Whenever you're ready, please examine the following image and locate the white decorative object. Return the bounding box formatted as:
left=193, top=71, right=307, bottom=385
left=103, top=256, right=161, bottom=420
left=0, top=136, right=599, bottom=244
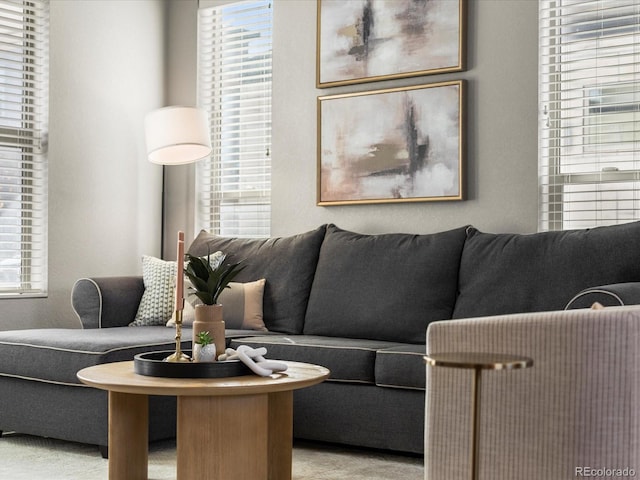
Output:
left=219, top=345, right=288, bottom=376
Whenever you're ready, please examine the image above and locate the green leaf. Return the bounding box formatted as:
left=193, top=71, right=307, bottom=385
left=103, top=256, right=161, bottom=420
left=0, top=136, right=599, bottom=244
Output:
left=195, top=330, right=213, bottom=346
left=193, top=291, right=214, bottom=305
left=183, top=252, right=245, bottom=305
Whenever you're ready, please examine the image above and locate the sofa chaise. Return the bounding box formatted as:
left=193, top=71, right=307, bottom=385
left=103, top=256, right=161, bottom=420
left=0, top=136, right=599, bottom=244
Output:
left=0, top=221, right=639, bottom=457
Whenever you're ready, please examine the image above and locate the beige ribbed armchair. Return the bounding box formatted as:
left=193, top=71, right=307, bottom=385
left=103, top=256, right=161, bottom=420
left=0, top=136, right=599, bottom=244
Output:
left=425, top=306, right=640, bottom=480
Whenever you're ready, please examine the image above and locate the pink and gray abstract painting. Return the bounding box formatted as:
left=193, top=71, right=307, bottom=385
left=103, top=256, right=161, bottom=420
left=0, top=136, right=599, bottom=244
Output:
left=319, top=82, right=462, bottom=204
left=319, top=0, right=461, bottom=85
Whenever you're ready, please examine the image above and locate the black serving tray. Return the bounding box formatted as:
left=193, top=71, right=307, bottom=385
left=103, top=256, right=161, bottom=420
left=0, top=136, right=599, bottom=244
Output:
left=133, top=351, right=253, bottom=378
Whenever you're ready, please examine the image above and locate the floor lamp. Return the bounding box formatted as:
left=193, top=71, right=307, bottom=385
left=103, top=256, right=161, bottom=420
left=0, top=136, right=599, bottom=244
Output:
left=144, top=106, right=212, bottom=257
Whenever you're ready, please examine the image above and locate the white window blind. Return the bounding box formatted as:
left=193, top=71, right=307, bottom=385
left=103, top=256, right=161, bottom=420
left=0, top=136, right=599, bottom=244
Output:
left=539, top=0, right=640, bottom=231
left=0, top=0, right=48, bottom=296
left=197, top=0, right=272, bottom=238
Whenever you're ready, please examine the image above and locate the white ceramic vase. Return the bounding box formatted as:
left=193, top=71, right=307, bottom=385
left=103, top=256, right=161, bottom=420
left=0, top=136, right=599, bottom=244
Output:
left=193, top=343, right=216, bottom=362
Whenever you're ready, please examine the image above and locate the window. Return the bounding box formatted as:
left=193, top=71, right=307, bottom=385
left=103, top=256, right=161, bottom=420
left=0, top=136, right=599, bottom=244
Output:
left=0, top=0, right=48, bottom=296
left=197, top=0, right=272, bottom=238
left=539, top=0, right=640, bottom=231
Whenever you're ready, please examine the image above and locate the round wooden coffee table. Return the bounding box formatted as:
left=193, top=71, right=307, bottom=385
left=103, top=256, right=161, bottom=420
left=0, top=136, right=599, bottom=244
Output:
left=77, top=360, right=329, bottom=480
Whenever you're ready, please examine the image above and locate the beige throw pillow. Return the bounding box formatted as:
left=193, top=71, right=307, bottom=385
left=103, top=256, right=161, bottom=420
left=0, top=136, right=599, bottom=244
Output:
left=167, top=278, right=267, bottom=331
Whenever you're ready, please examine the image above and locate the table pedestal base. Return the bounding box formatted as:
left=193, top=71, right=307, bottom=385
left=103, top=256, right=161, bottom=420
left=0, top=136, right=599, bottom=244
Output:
left=108, top=392, right=148, bottom=480
left=108, top=390, right=294, bottom=480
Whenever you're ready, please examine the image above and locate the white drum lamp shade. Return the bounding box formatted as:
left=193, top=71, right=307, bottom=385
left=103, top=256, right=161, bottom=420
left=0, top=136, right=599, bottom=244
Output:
left=144, top=106, right=212, bottom=165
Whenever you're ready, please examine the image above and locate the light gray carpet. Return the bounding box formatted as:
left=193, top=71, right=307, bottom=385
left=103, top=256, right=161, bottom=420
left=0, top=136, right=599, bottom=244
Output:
left=0, top=433, right=424, bottom=479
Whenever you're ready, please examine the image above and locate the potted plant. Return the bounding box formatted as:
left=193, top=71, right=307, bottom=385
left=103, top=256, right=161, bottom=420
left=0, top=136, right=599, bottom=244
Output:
left=184, top=252, right=244, bottom=360
left=193, top=331, right=217, bottom=362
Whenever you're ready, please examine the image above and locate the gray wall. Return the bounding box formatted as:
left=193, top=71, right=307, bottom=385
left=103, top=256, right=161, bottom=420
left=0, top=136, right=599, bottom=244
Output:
left=0, top=0, right=166, bottom=330
left=270, top=0, right=539, bottom=236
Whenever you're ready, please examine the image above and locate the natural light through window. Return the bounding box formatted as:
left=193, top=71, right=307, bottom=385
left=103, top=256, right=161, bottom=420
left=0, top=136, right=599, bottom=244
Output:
left=539, top=0, right=640, bottom=231
left=0, top=0, right=48, bottom=295
left=197, top=0, right=272, bottom=238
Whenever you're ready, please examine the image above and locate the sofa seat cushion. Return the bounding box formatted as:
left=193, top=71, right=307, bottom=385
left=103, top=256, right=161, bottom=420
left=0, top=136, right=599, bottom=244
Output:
left=188, top=226, right=327, bottom=335
left=230, top=335, right=405, bottom=384
left=375, top=344, right=426, bottom=390
left=453, top=221, right=640, bottom=319
left=303, top=224, right=468, bottom=344
left=0, top=327, right=273, bottom=386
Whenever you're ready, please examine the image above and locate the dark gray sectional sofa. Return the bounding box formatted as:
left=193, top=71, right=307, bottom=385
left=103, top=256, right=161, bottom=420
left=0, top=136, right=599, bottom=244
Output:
left=1, top=221, right=640, bottom=457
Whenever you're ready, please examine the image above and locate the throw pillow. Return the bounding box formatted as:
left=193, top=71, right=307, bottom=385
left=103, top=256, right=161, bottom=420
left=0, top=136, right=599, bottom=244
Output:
left=130, top=255, right=177, bottom=326
left=167, top=279, right=268, bottom=331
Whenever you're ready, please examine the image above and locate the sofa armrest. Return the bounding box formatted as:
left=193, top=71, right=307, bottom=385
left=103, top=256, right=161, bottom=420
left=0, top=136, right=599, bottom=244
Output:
left=71, top=277, right=144, bottom=329
left=425, top=306, right=640, bottom=480
left=565, top=282, right=640, bottom=309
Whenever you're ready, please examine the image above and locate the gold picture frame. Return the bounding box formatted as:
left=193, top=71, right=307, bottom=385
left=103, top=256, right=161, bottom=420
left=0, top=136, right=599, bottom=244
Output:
left=317, top=80, right=465, bottom=206
left=317, top=0, right=466, bottom=88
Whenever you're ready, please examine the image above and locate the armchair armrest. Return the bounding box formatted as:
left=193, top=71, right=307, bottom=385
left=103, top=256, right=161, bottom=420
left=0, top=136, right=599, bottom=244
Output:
left=71, top=277, right=144, bottom=329
left=565, top=282, right=640, bottom=309
left=425, top=306, right=640, bottom=480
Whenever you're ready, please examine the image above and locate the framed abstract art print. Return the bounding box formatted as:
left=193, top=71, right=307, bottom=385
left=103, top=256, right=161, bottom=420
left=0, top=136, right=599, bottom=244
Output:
left=317, top=0, right=466, bottom=87
left=317, top=80, right=465, bottom=206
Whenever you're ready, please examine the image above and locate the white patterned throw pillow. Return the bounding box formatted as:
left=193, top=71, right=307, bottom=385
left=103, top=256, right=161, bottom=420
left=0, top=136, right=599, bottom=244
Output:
left=130, top=255, right=177, bottom=326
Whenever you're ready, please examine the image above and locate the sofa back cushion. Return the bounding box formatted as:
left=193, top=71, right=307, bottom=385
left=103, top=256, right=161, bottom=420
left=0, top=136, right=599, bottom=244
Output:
left=303, top=224, right=468, bottom=344
left=187, top=226, right=326, bottom=334
left=453, top=221, right=640, bottom=319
